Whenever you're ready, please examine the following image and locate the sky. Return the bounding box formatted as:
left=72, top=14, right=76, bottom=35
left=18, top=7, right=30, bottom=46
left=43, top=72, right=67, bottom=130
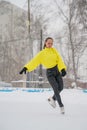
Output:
left=2, top=0, right=27, bottom=8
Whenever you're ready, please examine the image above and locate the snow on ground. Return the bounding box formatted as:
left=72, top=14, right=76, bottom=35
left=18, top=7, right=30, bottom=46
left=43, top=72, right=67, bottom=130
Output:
left=0, top=88, right=87, bottom=130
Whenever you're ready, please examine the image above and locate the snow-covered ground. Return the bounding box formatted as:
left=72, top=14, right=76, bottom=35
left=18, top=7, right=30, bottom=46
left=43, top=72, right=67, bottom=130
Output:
left=0, top=88, right=87, bottom=130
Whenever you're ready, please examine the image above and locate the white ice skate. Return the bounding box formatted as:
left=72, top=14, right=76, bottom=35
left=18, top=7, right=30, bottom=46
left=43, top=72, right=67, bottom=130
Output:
left=60, top=106, right=65, bottom=114
left=48, top=97, right=56, bottom=108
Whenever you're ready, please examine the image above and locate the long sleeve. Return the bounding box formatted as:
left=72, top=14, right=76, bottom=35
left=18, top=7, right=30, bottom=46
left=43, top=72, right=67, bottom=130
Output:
left=24, top=51, right=42, bottom=72
left=24, top=47, right=66, bottom=72
left=54, top=48, right=67, bottom=71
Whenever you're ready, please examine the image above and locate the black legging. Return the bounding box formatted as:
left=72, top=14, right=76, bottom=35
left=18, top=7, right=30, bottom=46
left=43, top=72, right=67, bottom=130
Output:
left=46, top=65, right=64, bottom=107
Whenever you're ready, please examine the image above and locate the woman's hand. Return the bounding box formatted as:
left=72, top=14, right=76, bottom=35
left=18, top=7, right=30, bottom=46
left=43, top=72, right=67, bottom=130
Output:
left=19, top=67, right=27, bottom=74
left=61, top=69, right=66, bottom=77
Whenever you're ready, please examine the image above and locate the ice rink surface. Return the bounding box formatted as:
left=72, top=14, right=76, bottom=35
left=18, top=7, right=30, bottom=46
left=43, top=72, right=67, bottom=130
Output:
left=0, top=88, right=87, bottom=130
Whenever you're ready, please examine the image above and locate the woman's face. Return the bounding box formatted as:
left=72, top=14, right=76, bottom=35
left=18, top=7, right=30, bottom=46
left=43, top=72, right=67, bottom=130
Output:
left=45, top=39, right=53, bottom=48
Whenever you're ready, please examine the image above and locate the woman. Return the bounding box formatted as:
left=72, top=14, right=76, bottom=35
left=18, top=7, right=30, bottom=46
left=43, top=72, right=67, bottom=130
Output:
left=19, top=37, right=67, bottom=114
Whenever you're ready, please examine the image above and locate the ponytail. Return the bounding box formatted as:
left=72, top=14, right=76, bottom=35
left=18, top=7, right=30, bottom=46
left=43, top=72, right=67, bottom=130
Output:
left=43, top=43, right=46, bottom=49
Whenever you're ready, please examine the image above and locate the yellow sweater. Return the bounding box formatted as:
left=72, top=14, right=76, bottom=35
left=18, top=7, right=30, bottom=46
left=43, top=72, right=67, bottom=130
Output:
left=24, top=47, right=66, bottom=72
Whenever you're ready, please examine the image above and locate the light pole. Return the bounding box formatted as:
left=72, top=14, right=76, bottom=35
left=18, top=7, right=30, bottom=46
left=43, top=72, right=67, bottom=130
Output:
left=26, top=0, right=31, bottom=87
left=39, top=29, right=43, bottom=87
left=28, top=0, right=30, bottom=34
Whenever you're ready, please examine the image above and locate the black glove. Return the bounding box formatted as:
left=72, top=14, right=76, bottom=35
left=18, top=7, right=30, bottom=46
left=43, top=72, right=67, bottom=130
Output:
left=19, top=67, right=27, bottom=74
left=61, top=69, right=66, bottom=77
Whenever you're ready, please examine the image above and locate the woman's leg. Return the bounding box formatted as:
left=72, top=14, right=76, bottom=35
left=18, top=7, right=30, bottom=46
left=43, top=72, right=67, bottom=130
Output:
left=52, top=74, right=64, bottom=101
left=47, top=75, right=64, bottom=107
left=56, top=74, right=64, bottom=92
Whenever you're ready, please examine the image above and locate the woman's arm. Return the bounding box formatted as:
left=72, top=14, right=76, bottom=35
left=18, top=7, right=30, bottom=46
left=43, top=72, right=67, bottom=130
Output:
left=54, top=48, right=67, bottom=72
left=24, top=51, right=42, bottom=72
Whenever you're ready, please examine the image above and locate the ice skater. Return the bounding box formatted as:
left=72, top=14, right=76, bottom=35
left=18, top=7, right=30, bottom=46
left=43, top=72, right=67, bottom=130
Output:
left=19, top=37, right=67, bottom=114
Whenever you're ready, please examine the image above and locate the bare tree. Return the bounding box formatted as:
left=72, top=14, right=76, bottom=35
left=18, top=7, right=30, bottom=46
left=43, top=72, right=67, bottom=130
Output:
left=53, top=0, right=87, bottom=86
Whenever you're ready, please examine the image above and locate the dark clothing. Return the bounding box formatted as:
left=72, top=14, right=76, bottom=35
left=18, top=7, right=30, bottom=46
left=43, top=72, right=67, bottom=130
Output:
left=46, top=65, right=64, bottom=107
